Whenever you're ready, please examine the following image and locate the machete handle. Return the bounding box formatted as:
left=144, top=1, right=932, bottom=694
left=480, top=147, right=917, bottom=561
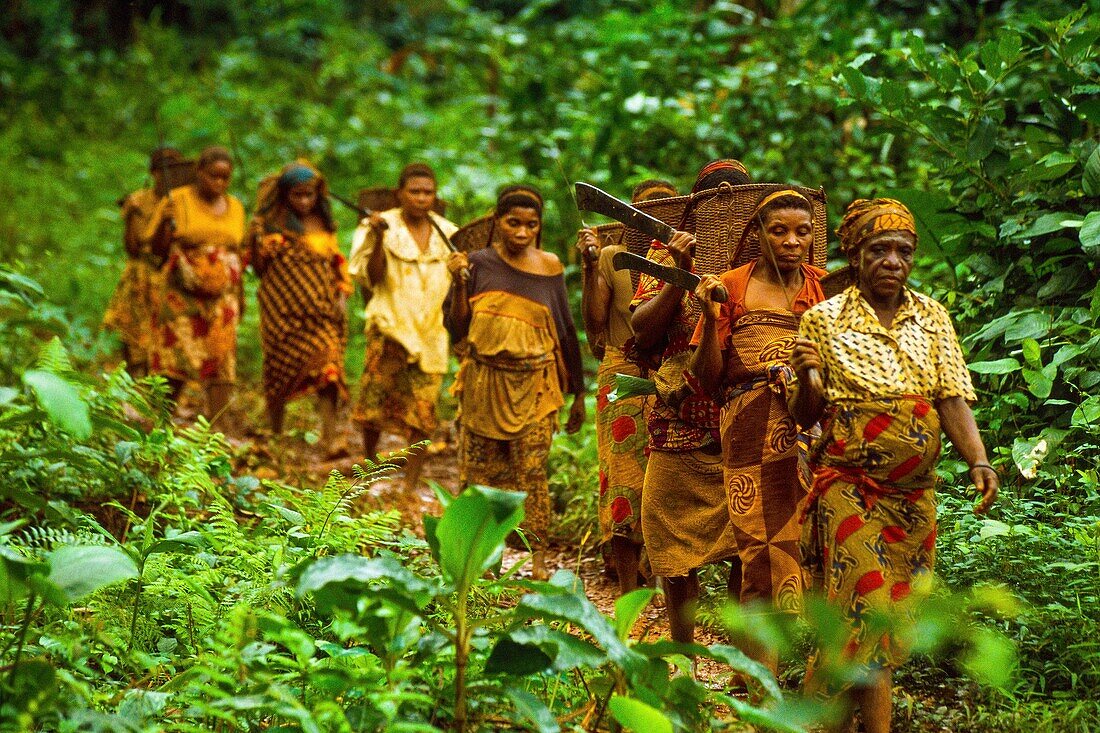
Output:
left=805, top=366, right=824, bottom=395
left=710, top=284, right=729, bottom=304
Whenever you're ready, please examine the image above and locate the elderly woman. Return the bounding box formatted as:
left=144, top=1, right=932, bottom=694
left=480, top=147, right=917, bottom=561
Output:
left=249, top=163, right=351, bottom=457
left=690, top=187, right=827, bottom=672
left=789, top=198, right=999, bottom=733
left=146, top=146, right=245, bottom=423
left=446, top=185, right=586, bottom=580
left=577, top=178, right=678, bottom=596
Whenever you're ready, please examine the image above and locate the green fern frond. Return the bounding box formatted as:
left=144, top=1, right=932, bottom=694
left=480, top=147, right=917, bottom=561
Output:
left=35, top=336, right=74, bottom=374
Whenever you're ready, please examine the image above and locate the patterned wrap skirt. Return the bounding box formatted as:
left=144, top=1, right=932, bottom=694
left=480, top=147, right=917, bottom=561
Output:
left=596, top=346, right=650, bottom=545
left=801, top=395, right=940, bottom=693
left=257, top=244, right=347, bottom=405
left=354, top=327, right=442, bottom=437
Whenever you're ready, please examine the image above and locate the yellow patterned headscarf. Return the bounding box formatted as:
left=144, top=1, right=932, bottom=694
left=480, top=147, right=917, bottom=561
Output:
left=836, top=198, right=917, bottom=255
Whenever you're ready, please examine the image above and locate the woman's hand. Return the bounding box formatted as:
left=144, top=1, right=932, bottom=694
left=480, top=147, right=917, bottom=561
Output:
left=576, top=228, right=599, bottom=268
left=694, top=274, right=723, bottom=322
left=790, top=337, right=823, bottom=380
left=969, top=465, right=999, bottom=515
left=368, top=212, right=388, bottom=232
left=447, top=251, right=469, bottom=280
left=565, top=394, right=586, bottom=434
left=667, top=230, right=695, bottom=270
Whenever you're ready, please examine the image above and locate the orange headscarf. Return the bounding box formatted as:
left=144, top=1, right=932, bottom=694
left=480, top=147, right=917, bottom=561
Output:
left=836, top=198, right=917, bottom=255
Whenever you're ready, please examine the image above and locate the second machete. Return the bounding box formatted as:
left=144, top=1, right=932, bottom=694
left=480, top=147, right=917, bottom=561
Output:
left=575, top=182, right=675, bottom=244
left=612, top=250, right=728, bottom=303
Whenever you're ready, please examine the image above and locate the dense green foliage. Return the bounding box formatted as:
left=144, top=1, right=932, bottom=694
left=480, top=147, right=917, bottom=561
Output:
left=2, top=0, right=1099, bottom=730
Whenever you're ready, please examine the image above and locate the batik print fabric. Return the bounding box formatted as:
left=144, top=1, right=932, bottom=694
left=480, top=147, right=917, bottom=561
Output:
left=103, top=188, right=159, bottom=367
left=693, top=261, right=826, bottom=611
left=596, top=345, right=649, bottom=545
left=144, top=185, right=246, bottom=383
left=355, top=327, right=443, bottom=437
left=800, top=396, right=940, bottom=691
left=460, top=415, right=556, bottom=550
left=254, top=230, right=350, bottom=404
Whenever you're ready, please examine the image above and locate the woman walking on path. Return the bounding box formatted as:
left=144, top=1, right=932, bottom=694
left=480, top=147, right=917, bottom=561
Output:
left=249, top=162, right=351, bottom=458
left=691, top=187, right=827, bottom=671
left=789, top=198, right=999, bottom=733
left=578, top=178, right=678, bottom=596
left=348, top=163, right=458, bottom=490
left=630, top=159, right=751, bottom=644
left=104, top=146, right=182, bottom=377
left=446, top=185, right=586, bottom=580
left=145, top=145, right=245, bottom=424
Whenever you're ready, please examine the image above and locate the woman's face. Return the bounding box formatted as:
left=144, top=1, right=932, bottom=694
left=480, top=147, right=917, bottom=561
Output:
left=196, top=159, right=232, bottom=199
left=759, top=207, right=812, bottom=274
left=396, top=175, right=437, bottom=219
left=287, top=180, right=319, bottom=217
left=853, top=230, right=916, bottom=303
left=497, top=206, right=541, bottom=253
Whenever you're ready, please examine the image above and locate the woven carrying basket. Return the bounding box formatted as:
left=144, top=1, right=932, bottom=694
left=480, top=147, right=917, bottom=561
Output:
left=155, top=158, right=196, bottom=197
left=358, top=186, right=447, bottom=216
left=451, top=212, right=500, bottom=253
left=620, top=193, right=693, bottom=291
left=593, top=222, right=625, bottom=249
left=820, top=267, right=855, bottom=298
left=691, top=183, right=829, bottom=273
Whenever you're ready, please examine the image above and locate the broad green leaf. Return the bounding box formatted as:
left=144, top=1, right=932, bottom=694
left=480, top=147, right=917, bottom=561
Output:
left=434, top=485, right=525, bottom=593
left=1021, top=365, right=1055, bottom=399
left=1003, top=311, right=1049, bottom=342
left=1079, top=211, right=1100, bottom=260
left=516, top=572, right=642, bottom=673
left=724, top=697, right=809, bottom=733
left=485, top=636, right=553, bottom=676
left=839, top=66, right=867, bottom=98
left=1011, top=435, right=1048, bottom=478
left=1021, top=339, right=1041, bottom=367
left=614, top=587, right=657, bottom=640
left=147, top=531, right=204, bottom=556
left=968, top=358, right=1019, bottom=375
left=608, top=695, right=673, bottom=733
left=960, top=628, right=1016, bottom=688
left=295, top=554, right=436, bottom=615
left=1084, top=144, right=1100, bottom=196
left=610, top=374, right=656, bottom=401
left=46, top=545, right=138, bottom=605
left=22, top=369, right=91, bottom=439
left=998, top=31, right=1023, bottom=65
left=1032, top=151, right=1077, bottom=180
left=506, top=685, right=561, bottom=733
left=1015, top=213, right=1075, bottom=240
left=507, top=625, right=606, bottom=671
left=1071, top=395, right=1100, bottom=427
left=967, top=116, right=997, bottom=160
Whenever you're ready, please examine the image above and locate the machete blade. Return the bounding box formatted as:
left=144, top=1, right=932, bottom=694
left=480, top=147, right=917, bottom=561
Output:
left=611, top=250, right=727, bottom=303
left=575, top=182, right=676, bottom=244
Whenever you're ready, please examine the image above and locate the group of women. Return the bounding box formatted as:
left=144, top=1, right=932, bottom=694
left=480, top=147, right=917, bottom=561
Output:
left=577, top=159, right=999, bottom=732
left=106, top=147, right=999, bottom=733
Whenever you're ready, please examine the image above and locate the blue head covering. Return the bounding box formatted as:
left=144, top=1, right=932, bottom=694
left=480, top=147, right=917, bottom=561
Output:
left=279, top=164, right=316, bottom=188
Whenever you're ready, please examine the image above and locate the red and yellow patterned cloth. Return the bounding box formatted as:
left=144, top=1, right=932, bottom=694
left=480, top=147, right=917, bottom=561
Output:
left=596, top=345, right=650, bottom=544
left=630, top=241, right=721, bottom=452
left=801, top=396, right=940, bottom=689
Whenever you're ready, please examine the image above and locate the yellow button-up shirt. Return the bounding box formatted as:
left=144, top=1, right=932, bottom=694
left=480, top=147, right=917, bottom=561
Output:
left=800, top=285, right=976, bottom=403
left=348, top=208, right=458, bottom=375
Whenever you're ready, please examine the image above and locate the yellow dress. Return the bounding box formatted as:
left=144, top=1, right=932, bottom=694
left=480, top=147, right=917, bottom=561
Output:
left=144, top=185, right=246, bottom=383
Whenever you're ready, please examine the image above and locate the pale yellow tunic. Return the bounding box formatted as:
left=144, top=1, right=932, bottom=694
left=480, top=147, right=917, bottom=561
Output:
left=348, top=208, right=458, bottom=375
